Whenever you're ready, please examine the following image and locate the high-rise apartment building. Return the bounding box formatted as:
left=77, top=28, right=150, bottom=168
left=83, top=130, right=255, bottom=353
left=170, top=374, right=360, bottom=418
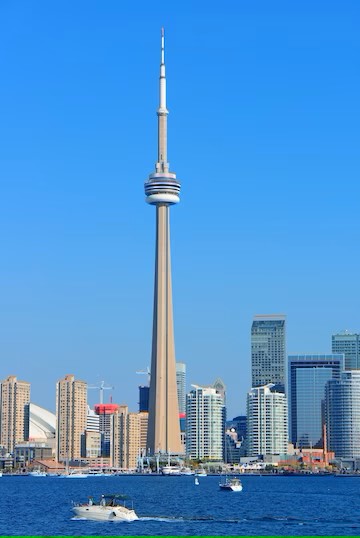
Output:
left=176, top=362, right=186, bottom=415
left=326, top=371, right=360, bottom=459
left=186, top=385, right=225, bottom=461
left=56, top=374, right=87, bottom=463
left=251, top=315, right=286, bottom=391
left=288, top=354, right=343, bottom=449
left=111, top=406, right=143, bottom=470
left=213, top=378, right=226, bottom=406
left=247, top=384, right=288, bottom=457
left=0, top=375, right=30, bottom=453
left=332, top=331, right=360, bottom=370
left=138, top=411, right=149, bottom=454
left=145, top=29, right=182, bottom=454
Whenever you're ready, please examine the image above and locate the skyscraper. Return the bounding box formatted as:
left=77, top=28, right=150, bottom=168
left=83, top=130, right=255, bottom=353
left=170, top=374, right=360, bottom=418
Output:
left=0, top=375, right=30, bottom=453
left=251, top=314, right=286, bottom=390
left=247, top=384, right=288, bottom=457
left=94, top=403, right=119, bottom=457
left=111, top=405, right=142, bottom=470
left=326, top=371, right=360, bottom=459
left=176, top=362, right=186, bottom=415
left=288, top=354, right=343, bottom=448
left=332, top=331, right=360, bottom=370
left=56, top=374, right=87, bottom=463
left=186, top=385, right=225, bottom=461
left=144, top=29, right=181, bottom=454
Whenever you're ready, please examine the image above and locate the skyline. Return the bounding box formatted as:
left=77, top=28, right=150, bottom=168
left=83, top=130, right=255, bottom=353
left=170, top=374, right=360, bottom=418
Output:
left=0, top=1, right=359, bottom=418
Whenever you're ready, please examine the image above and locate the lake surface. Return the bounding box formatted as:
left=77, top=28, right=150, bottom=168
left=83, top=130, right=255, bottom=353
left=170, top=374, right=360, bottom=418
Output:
left=1, top=474, right=360, bottom=536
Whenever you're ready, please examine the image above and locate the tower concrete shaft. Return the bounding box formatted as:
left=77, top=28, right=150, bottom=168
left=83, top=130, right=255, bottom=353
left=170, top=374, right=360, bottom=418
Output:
left=145, top=29, right=181, bottom=454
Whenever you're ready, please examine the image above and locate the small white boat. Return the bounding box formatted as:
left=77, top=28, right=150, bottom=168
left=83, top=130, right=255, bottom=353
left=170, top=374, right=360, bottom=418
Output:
left=181, top=467, right=195, bottom=475
left=195, top=468, right=207, bottom=477
left=66, top=472, right=88, bottom=479
left=161, top=465, right=181, bottom=475
left=73, top=494, right=138, bottom=522
left=194, top=477, right=199, bottom=486
left=29, top=469, right=47, bottom=477
left=219, top=476, right=243, bottom=492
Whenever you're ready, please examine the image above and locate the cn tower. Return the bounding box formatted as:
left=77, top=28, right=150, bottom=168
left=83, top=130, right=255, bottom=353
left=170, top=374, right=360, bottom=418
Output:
left=144, top=29, right=182, bottom=455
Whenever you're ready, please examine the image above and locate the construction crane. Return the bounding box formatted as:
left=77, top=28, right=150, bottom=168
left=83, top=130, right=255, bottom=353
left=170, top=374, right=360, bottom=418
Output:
left=88, top=380, right=114, bottom=404
left=136, top=367, right=151, bottom=386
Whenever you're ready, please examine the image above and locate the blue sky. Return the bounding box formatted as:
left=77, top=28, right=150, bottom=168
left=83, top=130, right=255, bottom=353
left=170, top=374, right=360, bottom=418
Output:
left=0, top=1, right=359, bottom=417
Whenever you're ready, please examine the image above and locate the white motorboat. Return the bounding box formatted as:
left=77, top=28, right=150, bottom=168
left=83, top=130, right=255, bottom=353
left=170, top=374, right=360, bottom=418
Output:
left=219, top=476, right=243, bottom=492
left=59, top=471, right=88, bottom=478
left=73, top=494, right=138, bottom=522
left=181, top=467, right=195, bottom=475
left=29, top=469, right=47, bottom=477
left=195, top=468, right=207, bottom=477
left=194, top=477, right=199, bottom=486
left=161, top=465, right=181, bottom=475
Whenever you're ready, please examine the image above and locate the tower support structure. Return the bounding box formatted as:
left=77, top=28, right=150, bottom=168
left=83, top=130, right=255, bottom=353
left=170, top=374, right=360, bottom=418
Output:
left=144, top=29, right=182, bottom=454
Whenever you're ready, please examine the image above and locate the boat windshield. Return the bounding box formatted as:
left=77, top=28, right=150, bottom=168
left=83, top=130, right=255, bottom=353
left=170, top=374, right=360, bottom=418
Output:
left=101, top=494, right=130, bottom=507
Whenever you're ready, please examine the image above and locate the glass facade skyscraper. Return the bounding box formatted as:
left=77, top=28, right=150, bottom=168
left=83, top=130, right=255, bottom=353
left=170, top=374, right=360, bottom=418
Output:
left=176, top=362, right=186, bottom=415
left=288, top=354, right=343, bottom=449
left=326, top=371, right=360, bottom=459
left=251, top=315, right=286, bottom=391
left=332, top=332, right=360, bottom=370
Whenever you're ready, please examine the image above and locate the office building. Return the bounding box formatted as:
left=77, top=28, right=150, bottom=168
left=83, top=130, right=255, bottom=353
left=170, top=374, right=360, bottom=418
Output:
left=288, top=354, right=343, bottom=448
left=186, top=385, right=225, bottom=461
left=247, top=384, right=288, bottom=457
left=251, top=315, right=286, bottom=391
left=138, top=386, right=149, bottom=413
left=0, top=376, right=30, bottom=453
left=332, top=331, right=360, bottom=370
left=81, top=406, right=101, bottom=459
left=94, top=403, right=119, bottom=457
left=326, top=371, right=360, bottom=459
left=55, top=374, right=87, bottom=463
left=176, top=362, right=186, bottom=415
left=145, top=29, right=182, bottom=454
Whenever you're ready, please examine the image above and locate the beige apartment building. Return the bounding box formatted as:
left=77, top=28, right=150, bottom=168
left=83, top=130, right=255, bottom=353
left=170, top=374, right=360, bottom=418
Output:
left=111, top=407, right=148, bottom=470
left=0, top=375, right=31, bottom=453
left=56, top=374, right=87, bottom=463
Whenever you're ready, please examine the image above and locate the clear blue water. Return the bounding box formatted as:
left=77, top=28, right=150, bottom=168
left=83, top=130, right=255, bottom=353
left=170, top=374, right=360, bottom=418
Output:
left=1, top=474, right=360, bottom=536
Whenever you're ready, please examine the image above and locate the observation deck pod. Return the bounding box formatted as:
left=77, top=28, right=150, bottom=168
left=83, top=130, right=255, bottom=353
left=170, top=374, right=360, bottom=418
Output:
left=145, top=172, right=181, bottom=205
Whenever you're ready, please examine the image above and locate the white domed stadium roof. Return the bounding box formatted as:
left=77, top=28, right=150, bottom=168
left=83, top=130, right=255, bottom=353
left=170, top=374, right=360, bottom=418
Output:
left=29, top=403, right=56, bottom=440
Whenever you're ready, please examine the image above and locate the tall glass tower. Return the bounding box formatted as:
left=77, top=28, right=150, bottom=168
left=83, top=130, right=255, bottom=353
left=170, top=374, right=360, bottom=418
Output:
left=326, top=371, right=360, bottom=458
left=251, top=315, right=286, bottom=391
left=288, top=354, right=343, bottom=448
left=332, top=331, right=360, bottom=370
left=144, top=30, right=182, bottom=454
left=176, top=362, right=186, bottom=415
